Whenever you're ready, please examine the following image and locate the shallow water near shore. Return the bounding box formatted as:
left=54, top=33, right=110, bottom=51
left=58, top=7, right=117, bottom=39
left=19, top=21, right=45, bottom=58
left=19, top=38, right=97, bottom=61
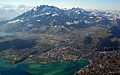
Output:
left=0, top=32, right=13, bottom=36
left=0, top=58, right=90, bottom=75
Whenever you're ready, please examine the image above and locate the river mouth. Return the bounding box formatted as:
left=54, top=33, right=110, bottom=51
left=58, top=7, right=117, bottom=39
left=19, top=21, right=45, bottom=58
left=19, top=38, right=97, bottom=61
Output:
left=0, top=58, right=90, bottom=75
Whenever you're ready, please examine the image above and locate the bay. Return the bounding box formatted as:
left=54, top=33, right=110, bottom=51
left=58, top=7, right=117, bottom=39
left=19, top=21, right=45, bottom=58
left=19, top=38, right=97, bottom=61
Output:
left=0, top=58, right=90, bottom=75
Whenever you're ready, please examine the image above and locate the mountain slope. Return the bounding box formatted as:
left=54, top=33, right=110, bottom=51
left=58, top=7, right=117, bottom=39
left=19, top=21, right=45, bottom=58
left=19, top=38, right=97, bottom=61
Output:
left=0, top=5, right=117, bottom=33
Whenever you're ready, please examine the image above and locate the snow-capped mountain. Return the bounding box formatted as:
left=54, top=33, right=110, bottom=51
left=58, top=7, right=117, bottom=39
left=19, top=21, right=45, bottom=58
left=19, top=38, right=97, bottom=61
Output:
left=0, top=4, right=33, bottom=21
left=0, top=5, right=119, bottom=33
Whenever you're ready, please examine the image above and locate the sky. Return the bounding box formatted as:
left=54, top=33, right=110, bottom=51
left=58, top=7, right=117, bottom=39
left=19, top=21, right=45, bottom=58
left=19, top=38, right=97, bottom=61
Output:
left=0, top=0, right=120, bottom=10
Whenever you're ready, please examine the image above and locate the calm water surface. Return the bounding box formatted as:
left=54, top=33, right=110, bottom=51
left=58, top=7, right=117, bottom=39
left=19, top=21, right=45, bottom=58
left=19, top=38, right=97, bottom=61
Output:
left=0, top=58, right=90, bottom=75
left=0, top=32, right=12, bottom=36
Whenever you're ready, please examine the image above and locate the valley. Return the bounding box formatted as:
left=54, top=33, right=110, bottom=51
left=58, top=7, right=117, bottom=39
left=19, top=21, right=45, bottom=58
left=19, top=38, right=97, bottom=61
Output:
left=0, top=5, right=120, bottom=75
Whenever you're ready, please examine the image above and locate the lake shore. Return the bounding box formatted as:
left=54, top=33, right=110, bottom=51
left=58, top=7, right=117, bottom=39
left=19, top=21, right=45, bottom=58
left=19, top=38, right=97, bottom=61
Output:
left=0, top=58, right=90, bottom=75
left=74, top=58, right=92, bottom=75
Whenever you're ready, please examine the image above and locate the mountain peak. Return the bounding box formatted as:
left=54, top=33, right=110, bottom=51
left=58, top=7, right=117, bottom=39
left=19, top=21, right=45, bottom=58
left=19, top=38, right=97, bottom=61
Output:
left=31, top=5, right=60, bottom=13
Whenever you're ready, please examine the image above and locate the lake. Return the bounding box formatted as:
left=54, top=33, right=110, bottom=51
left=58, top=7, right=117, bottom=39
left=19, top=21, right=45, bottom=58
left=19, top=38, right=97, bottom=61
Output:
left=0, top=32, right=12, bottom=37
left=0, top=58, right=90, bottom=75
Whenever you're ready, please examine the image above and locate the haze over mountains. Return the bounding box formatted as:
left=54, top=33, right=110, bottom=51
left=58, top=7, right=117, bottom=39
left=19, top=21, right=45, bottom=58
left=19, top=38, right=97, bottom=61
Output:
left=0, top=4, right=33, bottom=21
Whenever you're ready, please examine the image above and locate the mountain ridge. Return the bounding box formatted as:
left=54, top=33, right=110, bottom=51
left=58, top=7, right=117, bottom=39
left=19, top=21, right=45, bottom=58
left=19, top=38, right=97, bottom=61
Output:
left=0, top=5, right=119, bottom=34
